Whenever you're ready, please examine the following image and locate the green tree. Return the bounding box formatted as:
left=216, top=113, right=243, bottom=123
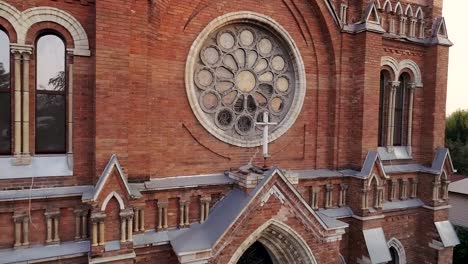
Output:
left=454, top=226, right=468, bottom=264
left=0, top=62, right=9, bottom=90
left=446, top=110, right=468, bottom=174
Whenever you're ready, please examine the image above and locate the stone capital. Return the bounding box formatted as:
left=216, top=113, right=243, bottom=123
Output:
left=90, top=212, right=106, bottom=222
left=157, top=201, right=168, bottom=208
left=390, top=81, right=400, bottom=89
left=10, top=44, right=33, bottom=55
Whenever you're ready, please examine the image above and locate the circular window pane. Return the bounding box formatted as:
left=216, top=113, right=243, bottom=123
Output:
left=186, top=13, right=306, bottom=147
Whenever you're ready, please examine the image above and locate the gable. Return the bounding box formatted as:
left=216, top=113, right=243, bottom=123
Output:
left=83, top=155, right=141, bottom=207
left=170, top=168, right=347, bottom=262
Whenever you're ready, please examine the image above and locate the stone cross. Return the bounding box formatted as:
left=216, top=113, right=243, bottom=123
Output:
left=256, top=111, right=277, bottom=159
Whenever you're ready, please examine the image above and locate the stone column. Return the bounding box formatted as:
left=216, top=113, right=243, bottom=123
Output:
left=120, top=216, right=127, bottom=242
left=21, top=52, right=31, bottom=156
left=200, top=202, right=205, bottom=223
left=375, top=187, right=384, bottom=208
left=13, top=215, right=22, bottom=247
left=325, top=184, right=333, bottom=208
left=22, top=216, right=29, bottom=246
left=134, top=208, right=139, bottom=232
left=157, top=204, right=163, bottom=230
left=339, top=184, right=348, bottom=207
left=361, top=188, right=369, bottom=210
left=184, top=202, right=190, bottom=226
left=390, top=180, right=398, bottom=201
left=387, top=82, right=399, bottom=149
left=411, top=179, right=418, bottom=198
left=12, top=52, right=21, bottom=157
left=399, top=16, right=407, bottom=36
left=74, top=210, right=81, bottom=240
left=53, top=216, right=60, bottom=242
left=442, top=181, right=450, bottom=200
left=98, top=221, right=105, bottom=245
left=127, top=216, right=133, bottom=242
left=389, top=17, right=396, bottom=34
left=46, top=216, right=53, bottom=243
left=163, top=206, right=168, bottom=229
left=205, top=200, right=210, bottom=216
left=418, top=20, right=425, bottom=38
left=432, top=180, right=441, bottom=201
left=139, top=209, right=145, bottom=231
left=179, top=201, right=185, bottom=227
left=409, top=19, right=417, bottom=37
left=91, top=221, right=98, bottom=246
left=407, top=85, right=416, bottom=154
left=401, top=179, right=409, bottom=200
left=311, top=187, right=320, bottom=209
left=81, top=211, right=88, bottom=238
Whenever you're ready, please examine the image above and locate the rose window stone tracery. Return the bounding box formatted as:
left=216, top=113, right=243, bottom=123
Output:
left=187, top=14, right=306, bottom=147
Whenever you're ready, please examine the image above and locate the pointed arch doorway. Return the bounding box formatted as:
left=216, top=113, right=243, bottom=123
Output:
left=238, top=241, right=273, bottom=264
left=229, top=220, right=318, bottom=264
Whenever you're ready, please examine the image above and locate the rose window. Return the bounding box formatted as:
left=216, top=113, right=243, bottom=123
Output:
left=187, top=18, right=305, bottom=147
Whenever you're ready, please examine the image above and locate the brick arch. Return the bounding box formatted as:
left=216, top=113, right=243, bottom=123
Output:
left=228, top=219, right=317, bottom=264
left=0, top=2, right=90, bottom=56
left=381, top=56, right=422, bottom=87
left=26, top=21, right=75, bottom=49
left=101, top=191, right=125, bottom=211
left=387, top=237, right=407, bottom=264
left=0, top=1, right=21, bottom=41
left=398, top=59, right=423, bottom=87
left=0, top=17, right=17, bottom=43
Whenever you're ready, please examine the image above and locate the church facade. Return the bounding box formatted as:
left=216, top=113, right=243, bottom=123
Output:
left=0, top=0, right=460, bottom=263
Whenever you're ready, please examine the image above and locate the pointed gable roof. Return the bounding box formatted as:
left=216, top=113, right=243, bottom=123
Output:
left=170, top=167, right=347, bottom=257
left=430, top=17, right=453, bottom=46
left=84, top=155, right=141, bottom=203
left=353, top=151, right=388, bottom=180
left=343, top=1, right=385, bottom=34
left=431, top=148, right=456, bottom=174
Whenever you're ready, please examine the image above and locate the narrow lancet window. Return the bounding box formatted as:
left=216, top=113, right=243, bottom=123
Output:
left=36, top=34, right=66, bottom=153
left=378, top=71, right=390, bottom=146
left=394, top=73, right=410, bottom=146
left=0, top=30, right=11, bottom=154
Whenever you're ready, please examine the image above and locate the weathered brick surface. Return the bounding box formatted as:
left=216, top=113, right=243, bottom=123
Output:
left=0, top=0, right=454, bottom=263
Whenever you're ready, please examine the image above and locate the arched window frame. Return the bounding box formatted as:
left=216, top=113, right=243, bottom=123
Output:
left=0, top=28, right=12, bottom=155
left=378, top=70, right=392, bottom=147
left=34, top=32, right=68, bottom=154
left=394, top=72, right=411, bottom=147
left=379, top=57, right=421, bottom=159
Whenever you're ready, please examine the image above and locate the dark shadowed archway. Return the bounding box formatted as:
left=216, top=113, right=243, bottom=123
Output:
left=229, top=220, right=317, bottom=264
left=237, top=241, right=273, bottom=264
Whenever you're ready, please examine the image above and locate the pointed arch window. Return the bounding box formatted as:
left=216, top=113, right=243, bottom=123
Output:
left=394, top=73, right=411, bottom=146
left=0, top=29, right=11, bottom=154
left=36, top=34, right=66, bottom=154
left=378, top=71, right=391, bottom=146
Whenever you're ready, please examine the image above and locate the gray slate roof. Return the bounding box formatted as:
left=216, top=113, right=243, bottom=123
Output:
left=435, top=221, right=460, bottom=247
left=0, top=186, right=93, bottom=202
left=363, top=228, right=392, bottom=264
left=170, top=168, right=348, bottom=255
left=0, top=241, right=89, bottom=263
left=143, top=173, right=234, bottom=190
left=382, top=199, right=424, bottom=211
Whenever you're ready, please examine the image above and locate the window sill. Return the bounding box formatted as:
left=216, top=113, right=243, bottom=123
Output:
left=0, top=154, right=73, bottom=179
left=377, top=146, right=413, bottom=161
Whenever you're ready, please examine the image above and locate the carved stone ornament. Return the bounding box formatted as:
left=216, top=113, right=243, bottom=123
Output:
left=186, top=12, right=306, bottom=147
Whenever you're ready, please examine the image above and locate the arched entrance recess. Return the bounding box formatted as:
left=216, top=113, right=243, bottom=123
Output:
left=229, top=220, right=317, bottom=264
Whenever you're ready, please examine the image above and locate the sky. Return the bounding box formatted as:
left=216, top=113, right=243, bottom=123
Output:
left=444, top=0, right=468, bottom=114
